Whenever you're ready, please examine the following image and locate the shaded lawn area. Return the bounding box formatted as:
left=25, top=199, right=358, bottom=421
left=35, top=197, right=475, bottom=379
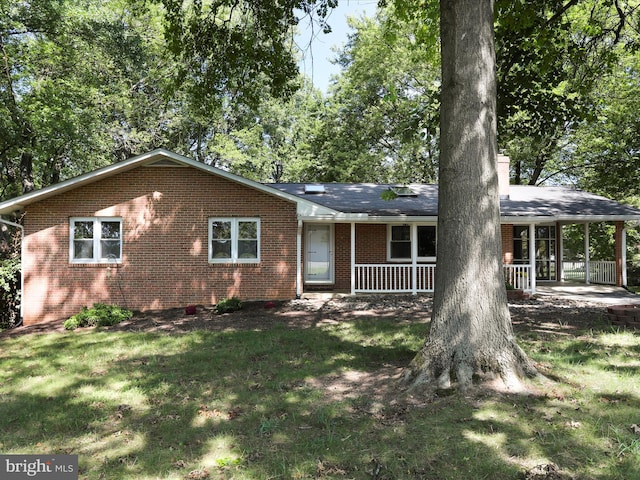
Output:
left=1, top=296, right=640, bottom=479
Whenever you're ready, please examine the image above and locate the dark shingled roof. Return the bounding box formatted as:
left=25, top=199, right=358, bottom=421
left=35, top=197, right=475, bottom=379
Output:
left=271, top=183, right=439, bottom=216
left=269, top=183, right=640, bottom=220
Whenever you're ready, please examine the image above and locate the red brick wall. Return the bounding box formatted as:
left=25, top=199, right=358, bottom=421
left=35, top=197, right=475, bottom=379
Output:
left=501, top=224, right=514, bottom=264
left=356, top=224, right=387, bottom=263
left=22, top=166, right=298, bottom=324
left=334, top=223, right=351, bottom=290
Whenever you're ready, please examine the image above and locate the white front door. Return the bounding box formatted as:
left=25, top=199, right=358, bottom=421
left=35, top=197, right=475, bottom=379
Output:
left=305, top=224, right=333, bottom=283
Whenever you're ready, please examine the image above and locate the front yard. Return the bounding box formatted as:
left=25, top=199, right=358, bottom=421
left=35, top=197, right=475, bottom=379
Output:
left=1, top=295, right=639, bottom=479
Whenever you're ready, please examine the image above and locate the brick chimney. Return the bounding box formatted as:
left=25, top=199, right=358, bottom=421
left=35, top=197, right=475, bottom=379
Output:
left=498, top=154, right=510, bottom=199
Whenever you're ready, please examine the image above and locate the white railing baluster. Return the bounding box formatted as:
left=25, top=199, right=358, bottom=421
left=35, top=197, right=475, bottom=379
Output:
left=353, top=260, right=616, bottom=294
left=561, top=260, right=616, bottom=285
left=354, top=264, right=436, bottom=293
left=502, top=264, right=532, bottom=292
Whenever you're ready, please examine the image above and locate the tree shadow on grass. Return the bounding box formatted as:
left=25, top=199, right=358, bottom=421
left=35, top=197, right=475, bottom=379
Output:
left=1, top=300, right=639, bottom=479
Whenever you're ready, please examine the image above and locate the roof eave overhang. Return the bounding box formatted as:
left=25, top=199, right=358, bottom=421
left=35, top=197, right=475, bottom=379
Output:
left=298, top=214, right=640, bottom=223
left=501, top=214, right=640, bottom=224
left=556, top=215, right=640, bottom=223
left=299, top=214, right=440, bottom=222
left=364, top=215, right=439, bottom=223
left=298, top=212, right=369, bottom=221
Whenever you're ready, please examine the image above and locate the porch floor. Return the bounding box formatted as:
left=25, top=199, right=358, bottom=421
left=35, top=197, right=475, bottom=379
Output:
left=536, top=283, right=640, bottom=305
left=302, top=283, right=640, bottom=305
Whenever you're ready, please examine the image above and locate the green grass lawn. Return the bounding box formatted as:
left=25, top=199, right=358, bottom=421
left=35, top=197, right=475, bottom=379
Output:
left=1, top=312, right=639, bottom=479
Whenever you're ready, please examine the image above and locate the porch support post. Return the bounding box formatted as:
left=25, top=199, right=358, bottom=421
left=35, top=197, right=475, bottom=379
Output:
left=350, top=222, right=356, bottom=294
left=411, top=223, right=417, bottom=295
left=528, top=223, right=536, bottom=294
left=557, top=222, right=564, bottom=282
left=296, top=220, right=303, bottom=298
left=615, top=221, right=626, bottom=287
left=584, top=223, right=590, bottom=285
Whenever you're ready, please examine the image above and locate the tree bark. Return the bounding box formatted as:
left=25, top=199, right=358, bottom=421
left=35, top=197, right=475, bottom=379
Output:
left=403, top=0, right=536, bottom=392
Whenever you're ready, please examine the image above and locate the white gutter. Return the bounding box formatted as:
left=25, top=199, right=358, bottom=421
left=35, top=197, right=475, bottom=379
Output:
left=502, top=215, right=640, bottom=224
left=622, top=227, right=628, bottom=286
left=0, top=218, right=24, bottom=326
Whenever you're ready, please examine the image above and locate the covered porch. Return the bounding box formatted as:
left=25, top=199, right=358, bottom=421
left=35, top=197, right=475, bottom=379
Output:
left=297, top=220, right=630, bottom=297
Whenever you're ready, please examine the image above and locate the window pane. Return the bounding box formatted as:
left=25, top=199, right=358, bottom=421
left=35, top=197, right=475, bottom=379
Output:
left=211, top=240, right=232, bottom=258
left=391, top=225, right=410, bottom=241
left=514, top=226, right=528, bottom=239
left=391, top=242, right=411, bottom=259
left=101, top=240, right=121, bottom=259
left=211, top=221, right=231, bottom=240
left=74, top=221, right=93, bottom=239
left=73, top=239, right=94, bottom=259
left=513, top=226, right=529, bottom=261
left=102, top=221, right=121, bottom=239
left=238, top=221, right=257, bottom=239
left=238, top=240, right=258, bottom=258
left=417, top=226, right=436, bottom=257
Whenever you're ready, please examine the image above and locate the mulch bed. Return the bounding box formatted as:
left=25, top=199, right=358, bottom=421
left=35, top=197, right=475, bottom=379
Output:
left=1, top=294, right=613, bottom=338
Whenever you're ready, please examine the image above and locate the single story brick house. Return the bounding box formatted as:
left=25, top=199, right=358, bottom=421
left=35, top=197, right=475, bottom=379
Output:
left=1, top=149, right=640, bottom=325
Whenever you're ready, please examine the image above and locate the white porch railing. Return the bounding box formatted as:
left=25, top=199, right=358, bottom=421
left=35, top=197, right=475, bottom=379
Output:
left=503, top=264, right=533, bottom=292
left=354, top=264, right=534, bottom=293
left=562, top=260, right=616, bottom=285
left=354, top=264, right=436, bottom=293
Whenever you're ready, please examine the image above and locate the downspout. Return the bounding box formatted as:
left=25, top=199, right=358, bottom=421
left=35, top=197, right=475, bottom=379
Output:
left=622, top=226, right=627, bottom=287
left=296, top=219, right=302, bottom=299
left=0, top=217, right=24, bottom=327
left=350, top=222, right=355, bottom=295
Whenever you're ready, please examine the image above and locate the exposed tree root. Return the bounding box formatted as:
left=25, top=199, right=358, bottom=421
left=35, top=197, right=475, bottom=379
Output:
left=401, top=337, right=539, bottom=396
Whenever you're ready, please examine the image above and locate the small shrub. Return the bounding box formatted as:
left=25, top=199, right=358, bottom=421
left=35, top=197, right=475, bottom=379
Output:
left=215, top=297, right=242, bottom=314
left=0, top=257, right=20, bottom=328
left=64, top=303, right=133, bottom=330
left=62, top=316, right=82, bottom=330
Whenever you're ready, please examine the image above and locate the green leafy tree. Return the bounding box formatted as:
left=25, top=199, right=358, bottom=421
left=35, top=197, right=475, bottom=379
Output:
left=205, top=83, right=325, bottom=182
left=0, top=0, right=173, bottom=197
left=496, top=0, right=638, bottom=185
left=572, top=51, right=640, bottom=197
left=308, top=13, right=440, bottom=183
left=0, top=0, right=299, bottom=199
left=158, top=0, right=337, bottom=108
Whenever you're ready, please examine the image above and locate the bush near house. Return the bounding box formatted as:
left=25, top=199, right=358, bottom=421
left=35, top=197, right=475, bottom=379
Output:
left=63, top=303, right=133, bottom=330
left=215, top=296, right=242, bottom=314
left=0, top=257, right=20, bottom=329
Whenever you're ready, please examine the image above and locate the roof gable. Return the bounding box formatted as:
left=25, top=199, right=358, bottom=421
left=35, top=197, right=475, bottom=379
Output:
left=0, top=149, right=337, bottom=216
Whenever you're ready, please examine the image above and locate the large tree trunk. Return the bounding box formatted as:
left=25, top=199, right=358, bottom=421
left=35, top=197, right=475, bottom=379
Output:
left=403, top=0, right=536, bottom=392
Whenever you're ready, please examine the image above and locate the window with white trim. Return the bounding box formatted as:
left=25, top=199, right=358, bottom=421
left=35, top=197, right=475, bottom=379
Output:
left=70, top=217, right=122, bottom=263
left=388, top=224, right=436, bottom=261
left=389, top=225, right=411, bottom=260
left=209, top=218, right=260, bottom=263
